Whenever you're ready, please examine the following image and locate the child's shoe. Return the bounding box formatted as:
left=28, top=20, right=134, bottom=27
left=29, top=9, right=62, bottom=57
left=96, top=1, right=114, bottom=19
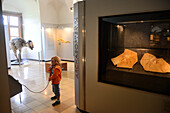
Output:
left=51, top=96, right=57, bottom=100
left=52, top=100, right=60, bottom=106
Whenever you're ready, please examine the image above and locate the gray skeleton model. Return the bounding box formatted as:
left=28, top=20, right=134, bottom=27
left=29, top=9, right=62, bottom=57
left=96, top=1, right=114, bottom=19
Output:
left=10, top=38, right=34, bottom=64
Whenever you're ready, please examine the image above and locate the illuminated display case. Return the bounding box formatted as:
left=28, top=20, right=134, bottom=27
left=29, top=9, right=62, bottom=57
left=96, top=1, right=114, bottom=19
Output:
left=98, top=10, right=170, bottom=95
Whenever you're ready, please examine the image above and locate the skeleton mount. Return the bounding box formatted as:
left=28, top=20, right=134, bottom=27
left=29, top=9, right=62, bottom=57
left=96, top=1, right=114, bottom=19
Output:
left=10, top=38, right=34, bottom=65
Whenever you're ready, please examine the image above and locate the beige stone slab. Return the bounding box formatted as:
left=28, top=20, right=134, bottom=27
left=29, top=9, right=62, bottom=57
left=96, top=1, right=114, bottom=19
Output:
left=140, top=53, right=170, bottom=73
left=111, top=49, right=138, bottom=69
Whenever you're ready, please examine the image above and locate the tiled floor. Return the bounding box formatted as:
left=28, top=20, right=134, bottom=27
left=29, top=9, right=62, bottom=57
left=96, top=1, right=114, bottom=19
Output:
left=8, top=61, right=81, bottom=113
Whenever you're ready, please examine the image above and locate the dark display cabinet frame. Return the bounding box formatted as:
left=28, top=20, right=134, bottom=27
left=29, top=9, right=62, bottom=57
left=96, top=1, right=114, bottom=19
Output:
left=98, top=10, right=170, bottom=96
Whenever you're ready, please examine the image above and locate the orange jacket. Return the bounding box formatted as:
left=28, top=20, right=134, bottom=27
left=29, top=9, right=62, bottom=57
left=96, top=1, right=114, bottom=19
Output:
left=49, top=65, right=62, bottom=84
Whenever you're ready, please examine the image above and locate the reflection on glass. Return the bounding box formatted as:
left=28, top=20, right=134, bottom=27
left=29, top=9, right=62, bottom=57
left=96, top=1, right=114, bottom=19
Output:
left=10, top=27, right=19, bottom=36
left=24, top=67, right=28, bottom=79
left=10, top=16, right=19, bottom=26
left=3, top=15, right=8, bottom=25
left=44, top=91, right=47, bottom=95
left=150, top=34, right=154, bottom=41
left=167, top=37, right=170, bottom=41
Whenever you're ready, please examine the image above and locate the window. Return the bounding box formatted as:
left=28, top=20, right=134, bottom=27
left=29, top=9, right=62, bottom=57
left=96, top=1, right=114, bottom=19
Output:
left=3, top=12, right=22, bottom=41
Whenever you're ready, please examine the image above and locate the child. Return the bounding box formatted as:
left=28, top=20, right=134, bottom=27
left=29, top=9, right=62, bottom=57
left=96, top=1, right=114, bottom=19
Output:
left=48, top=56, right=62, bottom=106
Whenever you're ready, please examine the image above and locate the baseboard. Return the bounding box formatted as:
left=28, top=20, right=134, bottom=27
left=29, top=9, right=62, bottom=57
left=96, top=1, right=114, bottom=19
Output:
left=61, top=59, right=74, bottom=62
left=11, top=59, right=17, bottom=62
left=11, top=58, right=74, bottom=62
left=76, top=107, right=89, bottom=113
left=26, top=59, right=51, bottom=62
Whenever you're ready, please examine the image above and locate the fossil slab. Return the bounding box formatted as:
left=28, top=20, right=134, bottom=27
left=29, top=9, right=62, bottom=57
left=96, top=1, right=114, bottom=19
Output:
left=140, top=53, right=170, bottom=73
left=111, top=49, right=138, bottom=69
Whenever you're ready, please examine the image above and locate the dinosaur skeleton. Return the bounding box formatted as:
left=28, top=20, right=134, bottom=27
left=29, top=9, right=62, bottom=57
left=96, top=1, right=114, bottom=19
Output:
left=10, top=38, right=34, bottom=63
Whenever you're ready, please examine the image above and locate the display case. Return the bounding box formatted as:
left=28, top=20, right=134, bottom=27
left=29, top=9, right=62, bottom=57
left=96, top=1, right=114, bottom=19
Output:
left=98, top=10, right=170, bottom=95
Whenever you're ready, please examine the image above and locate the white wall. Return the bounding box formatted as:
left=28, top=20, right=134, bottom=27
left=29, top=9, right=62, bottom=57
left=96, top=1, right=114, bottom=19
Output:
left=56, top=26, right=74, bottom=61
left=85, top=0, right=170, bottom=113
left=38, top=0, right=59, bottom=24
left=39, top=0, right=73, bottom=25
left=57, top=0, right=73, bottom=24
left=39, top=0, right=74, bottom=61
left=41, top=23, right=74, bottom=61
left=2, top=0, right=42, bottom=60
left=41, top=24, right=58, bottom=61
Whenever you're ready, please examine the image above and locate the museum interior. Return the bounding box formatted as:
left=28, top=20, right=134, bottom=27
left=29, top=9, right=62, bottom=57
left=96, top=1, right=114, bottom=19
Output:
left=0, top=0, right=170, bottom=113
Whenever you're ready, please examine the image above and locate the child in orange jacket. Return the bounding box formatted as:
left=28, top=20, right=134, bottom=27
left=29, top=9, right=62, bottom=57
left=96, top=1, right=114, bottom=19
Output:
left=49, top=56, right=62, bottom=106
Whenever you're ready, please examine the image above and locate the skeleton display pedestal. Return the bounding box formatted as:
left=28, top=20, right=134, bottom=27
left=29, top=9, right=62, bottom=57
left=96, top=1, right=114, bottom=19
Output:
left=11, top=60, right=25, bottom=65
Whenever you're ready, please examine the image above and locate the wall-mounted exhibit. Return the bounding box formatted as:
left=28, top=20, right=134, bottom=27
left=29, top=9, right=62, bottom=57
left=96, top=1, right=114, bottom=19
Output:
left=98, top=10, right=170, bottom=96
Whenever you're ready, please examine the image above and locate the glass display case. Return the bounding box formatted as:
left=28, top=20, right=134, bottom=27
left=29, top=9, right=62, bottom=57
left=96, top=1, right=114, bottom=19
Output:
left=98, top=10, right=170, bottom=95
